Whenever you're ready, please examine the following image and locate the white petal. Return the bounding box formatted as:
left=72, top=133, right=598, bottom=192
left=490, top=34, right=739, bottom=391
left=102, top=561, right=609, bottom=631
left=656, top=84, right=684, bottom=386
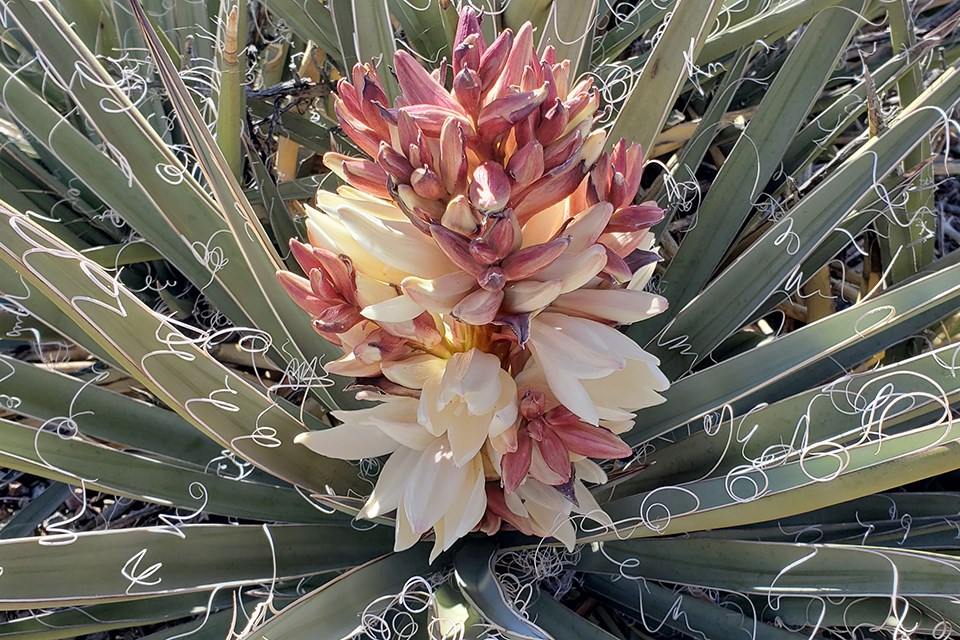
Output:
left=436, top=458, right=486, bottom=558
left=337, top=206, right=456, bottom=279
left=356, top=273, right=400, bottom=307
left=502, top=279, right=563, bottom=314
left=439, top=350, right=503, bottom=415
left=417, top=377, right=448, bottom=437
left=573, top=480, right=613, bottom=528
left=574, top=458, right=607, bottom=485
left=305, top=215, right=406, bottom=284
left=361, top=293, right=425, bottom=322
left=489, top=371, right=519, bottom=438
left=359, top=447, right=420, bottom=519
left=550, top=289, right=667, bottom=324
left=534, top=245, right=606, bottom=293
left=402, top=272, right=477, bottom=314
left=324, top=187, right=407, bottom=221
left=402, top=439, right=469, bottom=534
left=444, top=408, right=495, bottom=467
left=294, top=423, right=399, bottom=460
left=565, top=202, right=613, bottom=251
left=505, top=489, right=529, bottom=517
left=371, top=418, right=437, bottom=451
left=394, top=495, right=421, bottom=552
left=529, top=316, right=624, bottom=378
left=381, top=353, right=447, bottom=390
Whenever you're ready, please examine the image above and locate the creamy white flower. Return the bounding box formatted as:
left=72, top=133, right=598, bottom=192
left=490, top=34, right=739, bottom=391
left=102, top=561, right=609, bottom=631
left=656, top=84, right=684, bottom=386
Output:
left=419, top=349, right=518, bottom=465
left=528, top=312, right=668, bottom=425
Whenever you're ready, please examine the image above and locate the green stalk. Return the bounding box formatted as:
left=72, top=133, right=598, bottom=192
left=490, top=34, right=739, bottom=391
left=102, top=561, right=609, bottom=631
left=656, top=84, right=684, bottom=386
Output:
left=214, top=1, right=246, bottom=179
left=885, top=0, right=936, bottom=283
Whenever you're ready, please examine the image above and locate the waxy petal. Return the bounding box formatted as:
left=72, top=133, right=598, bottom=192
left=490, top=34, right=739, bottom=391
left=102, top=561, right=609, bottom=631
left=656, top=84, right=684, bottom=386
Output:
left=360, top=293, right=426, bottom=323
left=402, top=271, right=477, bottom=313
left=441, top=195, right=480, bottom=236
left=502, top=279, right=562, bottom=314
left=550, top=288, right=668, bottom=324
left=294, top=422, right=399, bottom=460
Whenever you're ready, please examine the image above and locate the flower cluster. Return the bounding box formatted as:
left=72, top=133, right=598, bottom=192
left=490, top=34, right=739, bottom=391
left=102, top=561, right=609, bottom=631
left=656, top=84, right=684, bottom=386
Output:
left=279, top=8, right=669, bottom=560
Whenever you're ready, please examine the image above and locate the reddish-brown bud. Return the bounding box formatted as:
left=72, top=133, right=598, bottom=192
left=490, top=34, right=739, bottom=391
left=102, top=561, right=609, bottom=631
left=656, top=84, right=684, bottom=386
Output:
left=410, top=166, right=446, bottom=200
left=439, top=118, right=468, bottom=194
left=430, top=224, right=483, bottom=276
left=453, top=33, right=481, bottom=75
left=453, top=68, right=482, bottom=116
left=478, top=265, right=506, bottom=291
left=478, top=28, right=514, bottom=91
left=537, top=99, right=568, bottom=146
left=394, top=50, right=465, bottom=114
left=506, top=140, right=544, bottom=186
left=607, top=202, right=665, bottom=232
left=377, top=142, right=414, bottom=182
left=477, top=86, right=548, bottom=139
left=451, top=287, right=503, bottom=324
left=469, top=161, right=511, bottom=213
left=500, top=236, right=570, bottom=280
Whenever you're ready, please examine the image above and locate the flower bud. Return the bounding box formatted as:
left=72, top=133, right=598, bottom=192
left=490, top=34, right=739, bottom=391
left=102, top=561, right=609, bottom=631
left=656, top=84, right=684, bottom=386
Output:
left=478, top=28, right=513, bottom=91
left=441, top=195, right=480, bottom=235
left=411, top=166, right=446, bottom=200
left=500, top=236, right=570, bottom=280
left=469, top=162, right=511, bottom=213
left=506, top=140, right=544, bottom=186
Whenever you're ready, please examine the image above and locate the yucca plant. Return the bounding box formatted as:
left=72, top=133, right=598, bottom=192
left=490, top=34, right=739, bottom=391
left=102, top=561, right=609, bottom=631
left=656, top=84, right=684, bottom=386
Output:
left=0, top=0, right=959, bottom=638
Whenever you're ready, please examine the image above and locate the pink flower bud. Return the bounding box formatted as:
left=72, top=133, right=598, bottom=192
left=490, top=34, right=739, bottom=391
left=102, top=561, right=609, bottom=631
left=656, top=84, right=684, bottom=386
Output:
left=453, top=6, right=485, bottom=57
left=512, top=161, right=587, bottom=221
left=394, top=50, right=466, bottom=114
left=469, top=161, right=511, bottom=213
left=537, top=99, right=568, bottom=146
left=452, top=287, right=503, bottom=324
left=441, top=195, right=480, bottom=236
left=453, top=33, right=481, bottom=75
left=478, top=265, right=506, bottom=291
left=520, top=390, right=545, bottom=420
left=607, top=202, right=664, bottom=232
left=538, top=428, right=572, bottom=482
left=501, top=431, right=532, bottom=493
left=439, top=118, right=468, bottom=194
left=453, top=68, right=482, bottom=116
left=377, top=142, right=414, bottom=182
left=469, top=237, right=500, bottom=265
left=430, top=223, right=483, bottom=276
left=542, top=129, right=583, bottom=172
left=478, top=28, right=513, bottom=91
left=602, top=246, right=633, bottom=284
left=506, top=140, right=544, bottom=186
left=487, top=22, right=534, bottom=101
left=547, top=414, right=633, bottom=459
left=477, top=86, right=548, bottom=139
left=411, top=166, right=446, bottom=200
left=500, top=236, right=570, bottom=280
left=483, top=211, right=520, bottom=258
left=277, top=271, right=328, bottom=317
